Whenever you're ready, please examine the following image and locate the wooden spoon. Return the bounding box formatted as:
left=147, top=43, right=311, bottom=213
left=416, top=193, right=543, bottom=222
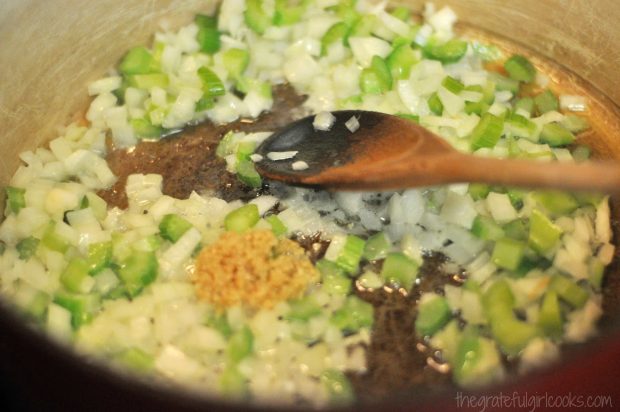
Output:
left=254, top=110, right=620, bottom=192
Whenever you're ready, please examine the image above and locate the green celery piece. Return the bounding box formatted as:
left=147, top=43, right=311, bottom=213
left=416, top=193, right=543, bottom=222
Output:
left=561, top=114, right=590, bottom=133
left=219, top=366, right=249, bottom=399
left=515, top=97, right=534, bottom=115
left=360, top=56, right=392, bottom=94
left=381, top=252, right=418, bottom=290
left=453, top=328, right=502, bottom=386
left=206, top=313, right=233, bottom=338
left=54, top=290, right=101, bottom=329
left=549, top=274, right=589, bottom=308
left=321, top=22, right=348, bottom=55
left=197, top=67, right=225, bottom=97
left=489, top=72, right=519, bottom=94
left=442, top=76, right=464, bottom=94
left=589, top=258, right=605, bottom=290
left=119, top=47, right=157, bottom=75
left=386, top=44, right=418, bottom=80
left=464, top=101, right=489, bottom=116
left=504, top=54, right=536, bottom=83
left=126, top=73, right=169, bottom=89
left=116, top=347, right=154, bottom=372
left=506, top=188, right=526, bottom=209
left=468, top=183, right=490, bottom=200
left=481, top=81, right=497, bottom=104
left=317, top=259, right=351, bottom=296
left=363, top=232, right=391, bottom=260
left=196, top=96, right=215, bottom=112
left=348, top=14, right=376, bottom=38
left=488, top=314, right=538, bottom=356
left=236, top=159, right=262, bottom=189
left=195, top=15, right=221, bottom=54
left=528, top=209, right=562, bottom=253
left=244, top=0, right=271, bottom=34
left=396, top=113, right=420, bottom=123
left=331, top=295, right=373, bottom=332
left=236, top=141, right=256, bottom=161
left=534, top=89, right=559, bottom=114
left=285, top=296, right=322, bottom=322
left=533, top=190, right=579, bottom=216
left=423, top=38, right=468, bottom=64
left=223, top=48, right=250, bottom=78
left=41, top=222, right=70, bottom=253
left=117, top=251, right=158, bottom=298
left=265, top=214, right=287, bottom=236
left=415, top=295, right=452, bottom=337
left=131, top=118, right=163, bottom=139
left=471, top=215, right=505, bottom=241
left=507, top=112, right=536, bottom=139
left=335, top=235, right=365, bottom=274
left=571, top=145, right=591, bottom=162
left=320, top=369, right=354, bottom=405
left=235, top=77, right=272, bottom=98
left=224, top=204, right=260, bottom=233
left=427, top=92, right=443, bottom=115
left=502, top=219, right=529, bottom=241
left=482, top=279, right=515, bottom=311
left=391, top=6, right=411, bottom=21
left=61, top=258, right=91, bottom=293
left=273, top=0, right=305, bottom=26
left=470, top=113, right=504, bottom=150
left=16, top=237, right=39, bottom=260
left=86, top=242, right=112, bottom=275
left=5, top=186, right=26, bottom=214
left=491, top=238, right=526, bottom=271
left=539, top=122, right=575, bottom=147
left=159, top=214, right=193, bottom=242
left=216, top=130, right=236, bottom=158
left=226, top=326, right=254, bottom=364
left=334, top=0, right=359, bottom=27
left=537, top=291, right=563, bottom=339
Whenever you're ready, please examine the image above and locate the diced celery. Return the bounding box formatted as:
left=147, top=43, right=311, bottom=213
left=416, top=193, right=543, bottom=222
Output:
left=561, top=114, right=590, bottom=133
left=16, top=236, right=39, bottom=260
left=159, top=214, right=193, bottom=243
left=571, top=145, right=591, bottom=162
left=317, top=259, right=351, bottom=296
left=549, top=274, right=589, bottom=308
left=117, top=251, right=158, bottom=297
left=285, top=296, right=322, bottom=322
left=357, top=270, right=384, bottom=289
left=482, top=279, right=515, bottom=310
left=396, top=113, right=420, bottom=123
left=226, top=326, right=254, bottom=363
left=515, top=97, right=534, bottom=116
left=61, top=258, right=92, bottom=293
left=116, top=347, right=154, bottom=372
left=504, top=54, right=536, bottom=83
left=470, top=113, right=504, bottom=150
left=331, top=295, right=373, bottom=332
left=348, top=14, right=376, bottom=38
left=423, top=38, right=468, bottom=64
left=502, top=219, right=529, bottom=241
left=468, top=183, right=490, bottom=200
left=235, top=77, right=272, bottom=98
left=539, top=123, right=575, bottom=147
left=471, top=215, right=504, bottom=241
left=589, top=258, right=605, bottom=290
left=528, top=209, right=562, bottom=253
left=265, top=214, right=287, bottom=236
left=427, top=92, right=443, bottom=115
left=119, top=47, right=157, bottom=75
left=236, top=159, right=262, bottom=188
left=196, top=96, right=215, bottom=112
left=321, top=22, right=348, bottom=55
left=126, top=73, right=169, bottom=89
left=360, top=56, right=392, bottom=94
left=391, top=6, right=411, bottom=21
left=320, top=369, right=354, bottom=405
left=273, top=0, right=305, bottom=26
left=41, top=222, right=70, bottom=254
left=87, top=241, right=113, bottom=275
left=442, top=76, right=464, bottom=94
left=334, top=0, right=359, bottom=27
left=223, top=48, right=250, bottom=78
left=506, top=188, right=526, bottom=209
left=464, top=101, right=489, bottom=116
left=195, top=14, right=220, bottom=54
left=53, top=290, right=101, bottom=329
left=5, top=186, right=26, bottom=214
left=491, top=238, right=526, bottom=271
left=244, top=0, right=271, bottom=34
left=507, top=113, right=536, bottom=139
left=489, top=72, right=519, bottom=94
left=386, top=44, right=418, bottom=80
left=363, top=232, right=391, bottom=260
left=533, top=191, right=579, bottom=216
left=415, top=295, right=451, bottom=337
left=334, top=235, right=365, bottom=274
left=216, top=130, right=236, bottom=158
left=197, top=67, right=226, bottom=97
left=219, top=366, right=249, bottom=399
left=224, top=204, right=260, bottom=233
left=537, top=291, right=563, bottom=339
left=534, top=89, right=559, bottom=114
left=380, top=252, right=418, bottom=290
left=131, top=118, right=163, bottom=139
left=453, top=328, right=503, bottom=387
